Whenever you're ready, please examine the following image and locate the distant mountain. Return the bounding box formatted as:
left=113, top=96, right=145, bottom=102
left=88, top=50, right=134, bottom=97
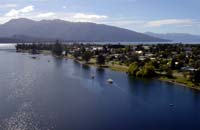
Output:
left=0, top=35, right=60, bottom=43
left=145, top=32, right=200, bottom=42
left=0, top=18, right=168, bottom=43
left=0, top=37, right=24, bottom=43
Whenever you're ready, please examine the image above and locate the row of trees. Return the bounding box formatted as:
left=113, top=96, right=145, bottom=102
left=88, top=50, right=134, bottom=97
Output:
left=73, top=49, right=106, bottom=65
left=127, top=60, right=200, bottom=84
left=128, top=62, right=156, bottom=78
left=52, top=40, right=63, bottom=56
left=192, top=69, right=200, bottom=83
left=16, top=40, right=65, bottom=56
left=16, top=41, right=106, bottom=65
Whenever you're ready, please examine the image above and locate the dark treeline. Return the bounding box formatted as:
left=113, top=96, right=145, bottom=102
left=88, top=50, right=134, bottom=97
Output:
left=16, top=40, right=67, bottom=56
left=16, top=41, right=67, bottom=52
left=15, top=42, right=125, bottom=51
left=16, top=43, right=53, bottom=50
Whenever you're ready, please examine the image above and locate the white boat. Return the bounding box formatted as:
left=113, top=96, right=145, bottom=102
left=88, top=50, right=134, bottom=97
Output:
left=91, top=74, right=95, bottom=79
left=107, top=78, right=113, bottom=84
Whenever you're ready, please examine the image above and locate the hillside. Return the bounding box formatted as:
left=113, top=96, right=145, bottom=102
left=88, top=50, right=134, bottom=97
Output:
left=0, top=18, right=168, bottom=43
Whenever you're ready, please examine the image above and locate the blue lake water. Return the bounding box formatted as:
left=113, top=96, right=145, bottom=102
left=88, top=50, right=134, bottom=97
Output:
left=0, top=50, right=200, bottom=130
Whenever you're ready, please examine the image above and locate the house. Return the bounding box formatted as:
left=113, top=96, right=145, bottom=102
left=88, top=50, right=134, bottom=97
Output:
left=143, top=46, right=150, bottom=50
left=145, top=53, right=154, bottom=57
left=92, top=47, right=103, bottom=51
left=135, top=51, right=143, bottom=55
left=181, top=66, right=197, bottom=72
left=139, top=56, right=146, bottom=61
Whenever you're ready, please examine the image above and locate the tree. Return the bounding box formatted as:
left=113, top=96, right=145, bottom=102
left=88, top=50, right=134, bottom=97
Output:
left=136, top=69, right=145, bottom=77
left=151, top=60, right=159, bottom=69
left=96, top=54, right=105, bottom=66
left=170, top=58, right=176, bottom=70
left=143, top=62, right=156, bottom=77
left=73, top=50, right=81, bottom=59
left=176, top=61, right=184, bottom=70
left=191, top=68, right=200, bottom=83
left=128, top=54, right=139, bottom=63
left=177, top=53, right=186, bottom=60
left=128, top=62, right=156, bottom=78
left=194, top=60, right=200, bottom=68
left=128, top=62, right=139, bottom=76
left=31, top=43, right=37, bottom=54
left=64, top=49, right=68, bottom=56
left=82, top=51, right=92, bottom=63
left=160, top=64, right=173, bottom=78
left=52, top=40, right=63, bottom=56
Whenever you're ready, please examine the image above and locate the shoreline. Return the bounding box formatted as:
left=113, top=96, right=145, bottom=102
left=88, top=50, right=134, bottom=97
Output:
left=17, top=50, right=200, bottom=91
left=68, top=56, right=200, bottom=91
left=158, top=77, right=200, bottom=91
left=65, top=54, right=129, bottom=72
left=65, top=54, right=200, bottom=91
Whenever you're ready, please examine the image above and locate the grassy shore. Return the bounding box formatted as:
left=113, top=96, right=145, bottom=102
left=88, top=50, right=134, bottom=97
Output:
left=66, top=54, right=129, bottom=72
left=158, top=76, right=200, bottom=90
left=109, top=65, right=128, bottom=72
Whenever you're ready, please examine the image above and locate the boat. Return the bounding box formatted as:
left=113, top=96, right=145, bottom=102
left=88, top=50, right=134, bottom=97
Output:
left=31, top=56, right=37, bottom=59
left=91, top=74, right=95, bottom=79
left=107, top=78, right=113, bottom=84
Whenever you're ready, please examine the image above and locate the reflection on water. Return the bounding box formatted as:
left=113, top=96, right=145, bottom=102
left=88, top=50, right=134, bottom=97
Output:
left=82, top=64, right=90, bottom=70
left=0, top=44, right=16, bottom=50
left=0, top=50, right=200, bottom=130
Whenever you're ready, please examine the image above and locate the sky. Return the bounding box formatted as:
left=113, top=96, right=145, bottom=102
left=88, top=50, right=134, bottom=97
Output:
left=0, top=0, right=200, bottom=34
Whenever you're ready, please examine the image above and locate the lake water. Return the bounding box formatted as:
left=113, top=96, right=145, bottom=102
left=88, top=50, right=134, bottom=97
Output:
left=0, top=49, right=200, bottom=130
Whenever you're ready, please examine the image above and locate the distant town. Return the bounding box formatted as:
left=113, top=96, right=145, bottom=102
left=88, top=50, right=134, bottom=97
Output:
left=16, top=41, right=200, bottom=90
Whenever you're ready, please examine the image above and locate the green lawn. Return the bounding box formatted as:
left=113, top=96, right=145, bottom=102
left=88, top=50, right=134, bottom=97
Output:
left=159, top=76, right=200, bottom=90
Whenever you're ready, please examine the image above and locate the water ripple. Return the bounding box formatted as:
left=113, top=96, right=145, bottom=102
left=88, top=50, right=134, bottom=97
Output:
left=1, top=102, right=40, bottom=130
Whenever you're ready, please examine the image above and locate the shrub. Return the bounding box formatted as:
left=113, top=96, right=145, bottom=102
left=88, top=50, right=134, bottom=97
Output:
left=128, top=62, right=139, bottom=76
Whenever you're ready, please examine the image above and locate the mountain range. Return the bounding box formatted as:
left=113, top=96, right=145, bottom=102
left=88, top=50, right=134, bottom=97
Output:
left=0, top=18, right=168, bottom=43
left=145, top=32, right=200, bottom=43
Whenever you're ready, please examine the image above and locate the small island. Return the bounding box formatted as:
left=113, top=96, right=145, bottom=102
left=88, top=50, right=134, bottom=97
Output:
left=16, top=41, right=200, bottom=90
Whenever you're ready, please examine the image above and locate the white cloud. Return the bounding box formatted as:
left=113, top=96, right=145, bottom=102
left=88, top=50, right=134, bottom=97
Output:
left=37, top=12, right=55, bottom=18
left=0, top=4, right=17, bottom=8
left=105, top=19, right=145, bottom=26
left=5, top=5, right=34, bottom=17
left=5, top=9, right=19, bottom=17
left=72, top=13, right=108, bottom=22
left=20, top=5, right=34, bottom=13
left=62, top=6, right=67, bottom=9
left=31, top=0, right=48, bottom=1
left=0, top=11, right=108, bottom=24
left=146, top=19, right=193, bottom=27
